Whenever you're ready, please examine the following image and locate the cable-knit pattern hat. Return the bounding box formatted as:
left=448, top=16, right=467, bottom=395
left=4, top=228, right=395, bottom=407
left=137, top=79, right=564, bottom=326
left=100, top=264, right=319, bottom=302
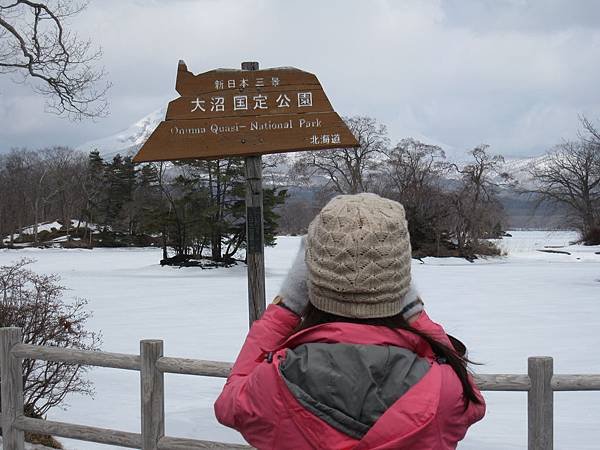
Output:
left=306, top=193, right=412, bottom=319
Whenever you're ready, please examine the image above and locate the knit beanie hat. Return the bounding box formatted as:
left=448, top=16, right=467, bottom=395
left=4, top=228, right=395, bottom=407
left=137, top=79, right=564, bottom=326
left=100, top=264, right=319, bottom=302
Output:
left=306, top=193, right=412, bottom=319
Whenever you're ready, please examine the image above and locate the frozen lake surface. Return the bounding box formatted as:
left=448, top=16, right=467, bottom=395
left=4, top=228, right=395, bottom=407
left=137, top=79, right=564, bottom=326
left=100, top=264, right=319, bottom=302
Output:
left=1, top=230, right=599, bottom=449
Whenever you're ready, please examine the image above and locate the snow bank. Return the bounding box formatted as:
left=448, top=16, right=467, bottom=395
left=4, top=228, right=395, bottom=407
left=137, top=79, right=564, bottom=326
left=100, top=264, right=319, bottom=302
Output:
left=20, top=221, right=63, bottom=235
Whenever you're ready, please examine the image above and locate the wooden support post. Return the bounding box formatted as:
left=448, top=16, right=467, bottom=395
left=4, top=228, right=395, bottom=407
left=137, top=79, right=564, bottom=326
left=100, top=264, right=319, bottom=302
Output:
left=242, top=60, right=266, bottom=327
left=0, top=327, right=25, bottom=450
left=528, top=356, right=553, bottom=450
left=141, top=340, right=165, bottom=450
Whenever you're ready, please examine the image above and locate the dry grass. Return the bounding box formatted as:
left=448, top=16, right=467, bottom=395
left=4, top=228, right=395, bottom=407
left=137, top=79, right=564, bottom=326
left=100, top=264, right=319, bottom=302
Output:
left=25, top=432, right=64, bottom=449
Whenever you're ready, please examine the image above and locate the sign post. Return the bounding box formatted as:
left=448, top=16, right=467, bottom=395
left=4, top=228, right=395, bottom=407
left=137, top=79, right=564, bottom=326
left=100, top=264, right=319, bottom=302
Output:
left=133, top=60, right=359, bottom=327
left=241, top=61, right=265, bottom=326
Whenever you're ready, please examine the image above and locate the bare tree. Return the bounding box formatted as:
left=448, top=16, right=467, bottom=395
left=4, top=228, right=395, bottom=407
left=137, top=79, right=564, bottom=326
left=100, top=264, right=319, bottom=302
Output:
left=0, top=259, right=101, bottom=418
left=28, top=150, right=53, bottom=243
left=383, top=138, right=447, bottom=198
left=41, top=146, right=88, bottom=239
left=527, top=119, right=600, bottom=241
left=0, top=149, right=33, bottom=244
left=276, top=195, right=317, bottom=235
left=448, top=145, right=510, bottom=256
left=382, top=138, right=451, bottom=255
left=293, top=116, right=389, bottom=194
left=0, top=0, right=109, bottom=118
left=0, top=147, right=89, bottom=246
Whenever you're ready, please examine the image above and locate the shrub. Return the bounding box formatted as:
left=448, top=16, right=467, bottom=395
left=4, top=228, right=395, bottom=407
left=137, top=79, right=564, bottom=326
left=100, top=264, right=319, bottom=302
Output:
left=0, top=259, right=101, bottom=424
left=583, top=227, right=600, bottom=246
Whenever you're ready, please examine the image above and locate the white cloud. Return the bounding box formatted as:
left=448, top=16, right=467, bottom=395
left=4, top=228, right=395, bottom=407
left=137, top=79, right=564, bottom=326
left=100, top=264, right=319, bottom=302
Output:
left=1, top=0, right=600, bottom=158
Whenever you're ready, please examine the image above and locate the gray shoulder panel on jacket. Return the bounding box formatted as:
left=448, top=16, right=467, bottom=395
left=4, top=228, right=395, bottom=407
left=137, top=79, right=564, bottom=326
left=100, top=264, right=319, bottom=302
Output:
left=279, top=343, right=430, bottom=439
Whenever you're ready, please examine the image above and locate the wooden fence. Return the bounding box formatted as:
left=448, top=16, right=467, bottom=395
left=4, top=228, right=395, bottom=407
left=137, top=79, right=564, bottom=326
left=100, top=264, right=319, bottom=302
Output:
left=1, top=327, right=600, bottom=450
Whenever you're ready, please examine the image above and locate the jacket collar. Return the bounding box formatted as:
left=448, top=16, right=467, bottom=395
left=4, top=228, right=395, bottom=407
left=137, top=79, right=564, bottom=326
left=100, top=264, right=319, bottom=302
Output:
left=277, top=321, right=436, bottom=359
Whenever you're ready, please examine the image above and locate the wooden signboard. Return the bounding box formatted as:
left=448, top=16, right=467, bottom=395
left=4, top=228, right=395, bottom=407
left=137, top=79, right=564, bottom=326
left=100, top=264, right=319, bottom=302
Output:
left=132, top=61, right=358, bottom=162
left=133, top=61, right=357, bottom=327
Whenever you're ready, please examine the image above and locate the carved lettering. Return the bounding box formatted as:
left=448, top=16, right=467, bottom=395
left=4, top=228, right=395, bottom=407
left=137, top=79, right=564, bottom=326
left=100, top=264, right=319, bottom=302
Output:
left=250, top=119, right=293, bottom=131
left=298, top=118, right=322, bottom=128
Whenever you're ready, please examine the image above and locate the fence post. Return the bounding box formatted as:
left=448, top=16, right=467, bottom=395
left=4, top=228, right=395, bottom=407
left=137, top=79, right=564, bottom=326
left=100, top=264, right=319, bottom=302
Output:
left=141, top=340, right=164, bottom=450
left=528, top=356, right=553, bottom=450
left=0, top=327, right=25, bottom=450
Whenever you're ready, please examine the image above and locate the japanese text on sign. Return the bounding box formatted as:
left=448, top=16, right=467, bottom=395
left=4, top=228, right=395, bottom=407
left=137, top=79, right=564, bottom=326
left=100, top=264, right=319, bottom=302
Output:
left=132, top=63, right=360, bottom=162
left=213, top=77, right=280, bottom=90
left=190, top=92, right=313, bottom=113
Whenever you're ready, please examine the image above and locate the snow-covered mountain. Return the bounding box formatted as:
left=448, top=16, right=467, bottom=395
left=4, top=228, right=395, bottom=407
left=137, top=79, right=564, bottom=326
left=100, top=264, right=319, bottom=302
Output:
left=501, top=155, right=548, bottom=175
left=496, top=154, right=549, bottom=188
left=503, top=153, right=552, bottom=178
left=77, top=107, right=166, bottom=159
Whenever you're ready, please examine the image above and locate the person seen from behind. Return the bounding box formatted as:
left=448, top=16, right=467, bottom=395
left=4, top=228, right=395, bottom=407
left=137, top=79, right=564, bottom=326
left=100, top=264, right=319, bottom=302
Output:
left=214, top=193, right=486, bottom=449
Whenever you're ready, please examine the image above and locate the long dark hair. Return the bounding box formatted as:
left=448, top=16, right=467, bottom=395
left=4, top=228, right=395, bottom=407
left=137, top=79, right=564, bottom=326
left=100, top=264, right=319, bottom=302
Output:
left=297, top=302, right=482, bottom=407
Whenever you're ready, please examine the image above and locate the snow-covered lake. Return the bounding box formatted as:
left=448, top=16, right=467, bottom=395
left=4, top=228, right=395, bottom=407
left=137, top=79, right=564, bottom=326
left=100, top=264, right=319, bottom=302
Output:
left=1, top=230, right=598, bottom=450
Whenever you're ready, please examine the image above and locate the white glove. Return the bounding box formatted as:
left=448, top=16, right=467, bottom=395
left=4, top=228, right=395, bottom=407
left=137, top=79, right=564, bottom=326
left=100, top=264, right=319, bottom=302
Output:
left=400, top=283, right=424, bottom=320
left=277, top=236, right=309, bottom=316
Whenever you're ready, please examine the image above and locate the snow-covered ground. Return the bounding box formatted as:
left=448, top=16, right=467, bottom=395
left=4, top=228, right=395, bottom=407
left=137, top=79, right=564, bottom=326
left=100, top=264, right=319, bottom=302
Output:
left=0, top=231, right=598, bottom=450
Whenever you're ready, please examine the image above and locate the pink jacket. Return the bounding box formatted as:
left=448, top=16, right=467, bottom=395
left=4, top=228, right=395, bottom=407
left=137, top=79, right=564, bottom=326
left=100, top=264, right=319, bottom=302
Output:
left=214, top=305, right=485, bottom=449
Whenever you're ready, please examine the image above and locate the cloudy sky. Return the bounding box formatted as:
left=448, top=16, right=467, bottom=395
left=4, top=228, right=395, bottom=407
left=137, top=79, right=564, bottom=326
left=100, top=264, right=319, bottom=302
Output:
left=1, top=0, right=600, bottom=159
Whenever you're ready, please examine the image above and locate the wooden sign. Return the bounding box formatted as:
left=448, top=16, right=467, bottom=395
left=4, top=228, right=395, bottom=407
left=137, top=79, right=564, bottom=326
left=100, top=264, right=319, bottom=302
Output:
left=132, top=61, right=359, bottom=162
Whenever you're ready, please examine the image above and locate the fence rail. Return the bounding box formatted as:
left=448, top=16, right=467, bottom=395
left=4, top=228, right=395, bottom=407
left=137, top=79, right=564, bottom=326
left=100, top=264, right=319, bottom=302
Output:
left=2, top=327, right=600, bottom=449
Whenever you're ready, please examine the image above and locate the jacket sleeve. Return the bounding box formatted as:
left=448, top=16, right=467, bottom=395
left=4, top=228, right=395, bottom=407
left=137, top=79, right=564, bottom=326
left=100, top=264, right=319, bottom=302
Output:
left=214, top=304, right=300, bottom=429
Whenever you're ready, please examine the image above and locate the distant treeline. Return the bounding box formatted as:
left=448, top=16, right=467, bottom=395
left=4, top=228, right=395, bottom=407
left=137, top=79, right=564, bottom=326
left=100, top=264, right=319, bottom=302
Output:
left=0, top=122, right=510, bottom=260
left=278, top=116, right=511, bottom=258
left=0, top=147, right=286, bottom=263
left=3, top=115, right=595, bottom=260
left=280, top=115, right=599, bottom=250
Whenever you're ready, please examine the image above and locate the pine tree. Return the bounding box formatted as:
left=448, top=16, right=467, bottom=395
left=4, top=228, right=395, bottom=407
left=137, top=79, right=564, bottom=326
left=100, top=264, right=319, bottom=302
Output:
left=169, top=158, right=246, bottom=261
left=82, top=151, right=105, bottom=246
left=101, top=154, right=137, bottom=242
left=131, top=163, right=164, bottom=245
left=166, top=157, right=288, bottom=263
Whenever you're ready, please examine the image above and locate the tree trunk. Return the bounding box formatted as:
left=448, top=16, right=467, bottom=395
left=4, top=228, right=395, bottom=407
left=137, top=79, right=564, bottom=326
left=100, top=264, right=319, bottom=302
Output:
left=211, top=231, right=222, bottom=261
left=162, top=228, right=168, bottom=260
left=33, top=198, right=39, bottom=244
